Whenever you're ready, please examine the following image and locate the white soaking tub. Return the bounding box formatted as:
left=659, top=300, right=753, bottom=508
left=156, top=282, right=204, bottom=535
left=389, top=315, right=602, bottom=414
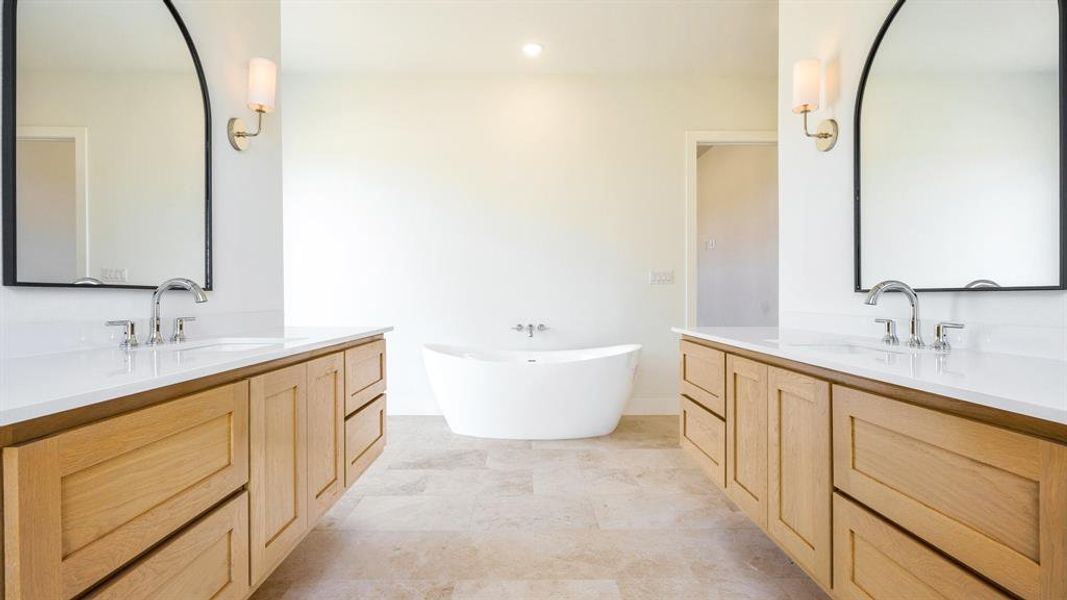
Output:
left=422, top=343, right=641, bottom=440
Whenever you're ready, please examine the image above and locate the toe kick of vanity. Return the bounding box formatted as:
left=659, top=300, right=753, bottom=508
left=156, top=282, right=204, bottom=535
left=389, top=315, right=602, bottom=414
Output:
left=0, top=334, right=388, bottom=600
left=678, top=334, right=1067, bottom=600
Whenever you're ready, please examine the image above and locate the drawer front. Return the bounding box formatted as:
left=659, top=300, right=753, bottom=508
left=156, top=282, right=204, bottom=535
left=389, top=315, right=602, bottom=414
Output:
left=680, top=340, right=725, bottom=417
left=679, top=396, right=726, bottom=488
left=767, top=367, right=831, bottom=589
left=307, top=352, right=346, bottom=523
left=833, top=385, right=1067, bottom=600
left=833, top=493, right=1008, bottom=600
left=345, top=339, right=387, bottom=415
left=87, top=492, right=250, bottom=600
left=345, top=394, right=387, bottom=487
left=2, top=383, right=249, bottom=600
left=725, top=354, right=768, bottom=528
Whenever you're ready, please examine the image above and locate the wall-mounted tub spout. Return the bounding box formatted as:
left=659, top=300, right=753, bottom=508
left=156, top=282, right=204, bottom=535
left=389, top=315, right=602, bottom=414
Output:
left=512, top=323, right=548, bottom=338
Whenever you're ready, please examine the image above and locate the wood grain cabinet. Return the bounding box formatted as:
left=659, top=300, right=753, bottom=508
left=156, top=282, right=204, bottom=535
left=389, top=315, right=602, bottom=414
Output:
left=834, top=385, right=1067, bottom=600
left=679, top=396, right=726, bottom=488
left=85, top=492, right=250, bottom=600
left=680, top=340, right=725, bottom=416
left=766, top=367, right=831, bottom=589
left=345, top=394, right=387, bottom=487
left=724, top=354, right=769, bottom=528
left=832, top=493, right=1009, bottom=600
left=249, top=363, right=309, bottom=586
left=307, top=353, right=346, bottom=523
left=2, top=383, right=249, bottom=600
left=345, top=340, right=386, bottom=415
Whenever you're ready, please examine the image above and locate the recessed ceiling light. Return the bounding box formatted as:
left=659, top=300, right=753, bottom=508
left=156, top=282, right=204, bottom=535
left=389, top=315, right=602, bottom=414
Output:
left=522, top=42, right=544, bottom=58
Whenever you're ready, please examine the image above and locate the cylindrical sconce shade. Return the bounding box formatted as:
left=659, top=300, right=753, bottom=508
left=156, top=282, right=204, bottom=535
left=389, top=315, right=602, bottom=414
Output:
left=792, top=59, right=821, bottom=113
left=247, top=57, right=277, bottom=113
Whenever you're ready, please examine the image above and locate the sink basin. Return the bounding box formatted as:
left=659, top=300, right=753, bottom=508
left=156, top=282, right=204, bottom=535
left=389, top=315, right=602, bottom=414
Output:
left=765, top=339, right=908, bottom=356
left=171, top=337, right=299, bottom=353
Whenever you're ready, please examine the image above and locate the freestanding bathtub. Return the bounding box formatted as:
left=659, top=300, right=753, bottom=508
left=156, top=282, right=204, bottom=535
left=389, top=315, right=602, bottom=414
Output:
left=423, top=343, right=641, bottom=440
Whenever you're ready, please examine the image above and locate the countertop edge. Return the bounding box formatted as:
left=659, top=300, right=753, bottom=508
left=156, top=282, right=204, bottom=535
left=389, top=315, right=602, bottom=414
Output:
left=0, top=327, right=393, bottom=427
left=673, top=327, right=1067, bottom=428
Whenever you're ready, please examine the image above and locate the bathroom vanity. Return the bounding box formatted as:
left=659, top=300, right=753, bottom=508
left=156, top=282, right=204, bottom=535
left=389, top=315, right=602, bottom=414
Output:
left=0, top=327, right=390, bottom=600
left=675, top=327, right=1067, bottom=600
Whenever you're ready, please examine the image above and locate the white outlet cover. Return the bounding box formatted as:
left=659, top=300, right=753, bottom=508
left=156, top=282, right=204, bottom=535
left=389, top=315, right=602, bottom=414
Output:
left=648, top=270, right=674, bottom=285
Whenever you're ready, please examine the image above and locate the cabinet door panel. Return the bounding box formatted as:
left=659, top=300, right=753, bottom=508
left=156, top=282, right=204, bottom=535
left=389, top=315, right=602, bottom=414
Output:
left=833, top=493, right=1008, bottom=600
left=834, top=385, right=1067, bottom=600
left=345, top=394, right=387, bottom=487
left=680, top=340, right=725, bottom=416
left=249, top=363, right=308, bottom=585
left=345, top=340, right=386, bottom=415
left=86, top=492, right=250, bottom=600
left=724, top=355, right=767, bottom=528
left=767, top=367, right=831, bottom=589
left=679, top=396, right=726, bottom=488
left=2, top=383, right=248, bottom=600
left=307, top=353, right=345, bottom=523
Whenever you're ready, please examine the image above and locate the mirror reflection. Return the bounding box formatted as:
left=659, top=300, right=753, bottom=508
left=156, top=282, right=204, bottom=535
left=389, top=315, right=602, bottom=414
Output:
left=858, top=0, right=1061, bottom=291
left=9, top=0, right=209, bottom=288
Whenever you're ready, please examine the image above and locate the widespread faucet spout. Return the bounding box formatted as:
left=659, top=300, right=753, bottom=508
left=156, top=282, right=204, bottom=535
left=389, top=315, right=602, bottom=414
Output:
left=147, top=278, right=207, bottom=345
left=864, top=280, right=923, bottom=348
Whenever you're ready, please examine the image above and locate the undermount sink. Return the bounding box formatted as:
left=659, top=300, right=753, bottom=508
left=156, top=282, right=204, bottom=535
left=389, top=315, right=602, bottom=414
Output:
left=765, top=339, right=908, bottom=356
left=170, top=337, right=299, bottom=353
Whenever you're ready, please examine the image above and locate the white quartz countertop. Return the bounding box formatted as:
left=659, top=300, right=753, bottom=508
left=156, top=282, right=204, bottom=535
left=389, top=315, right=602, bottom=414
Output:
left=675, top=326, right=1067, bottom=426
left=0, top=326, right=392, bottom=426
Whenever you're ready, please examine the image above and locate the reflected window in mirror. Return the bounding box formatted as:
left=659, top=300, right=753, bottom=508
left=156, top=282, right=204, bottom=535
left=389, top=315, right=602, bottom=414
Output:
left=855, top=0, right=1063, bottom=291
left=2, top=0, right=211, bottom=289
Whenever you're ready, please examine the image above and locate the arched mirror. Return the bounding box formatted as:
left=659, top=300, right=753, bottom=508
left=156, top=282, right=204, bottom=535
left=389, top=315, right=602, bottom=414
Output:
left=855, top=0, right=1063, bottom=292
left=2, top=0, right=211, bottom=289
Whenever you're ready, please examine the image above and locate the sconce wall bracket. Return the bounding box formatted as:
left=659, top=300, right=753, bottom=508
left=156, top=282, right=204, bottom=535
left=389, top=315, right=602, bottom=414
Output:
left=801, top=109, right=838, bottom=152
left=227, top=109, right=264, bottom=152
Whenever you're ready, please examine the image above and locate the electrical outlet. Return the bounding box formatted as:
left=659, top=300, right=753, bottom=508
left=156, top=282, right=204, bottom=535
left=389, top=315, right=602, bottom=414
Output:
left=705, top=239, right=716, bottom=251
left=648, top=270, right=674, bottom=285
left=100, top=267, right=128, bottom=283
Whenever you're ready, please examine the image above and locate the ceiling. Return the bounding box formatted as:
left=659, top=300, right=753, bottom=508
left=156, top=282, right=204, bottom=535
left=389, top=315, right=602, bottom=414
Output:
left=281, top=0, right=779, bottom=77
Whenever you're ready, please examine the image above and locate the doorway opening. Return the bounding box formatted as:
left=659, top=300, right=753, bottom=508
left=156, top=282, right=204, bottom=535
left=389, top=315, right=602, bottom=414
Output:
left=684, top=131, right=778, bottom=328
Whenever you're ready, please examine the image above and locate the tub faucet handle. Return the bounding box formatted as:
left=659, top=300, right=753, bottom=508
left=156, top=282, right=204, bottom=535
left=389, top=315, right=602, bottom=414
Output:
left=512, top=324, right=525, bottom=332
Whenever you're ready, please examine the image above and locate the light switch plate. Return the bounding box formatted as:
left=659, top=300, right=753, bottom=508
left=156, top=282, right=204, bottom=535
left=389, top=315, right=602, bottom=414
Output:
left=101, top=267, right=128, bottom=283
left=648, top=270, right=674, bottom=285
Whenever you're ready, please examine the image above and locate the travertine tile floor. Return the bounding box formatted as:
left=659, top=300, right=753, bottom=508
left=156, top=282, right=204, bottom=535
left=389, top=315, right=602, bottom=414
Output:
left=252, top=416, right=828, bottom=600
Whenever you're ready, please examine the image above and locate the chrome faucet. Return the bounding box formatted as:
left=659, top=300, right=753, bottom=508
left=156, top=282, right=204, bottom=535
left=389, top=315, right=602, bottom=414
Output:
left=864, top=280, right=924, bottom=348
left=147, top=278, right=207, bottom=345
left=512, top=323, right=548, bottom=338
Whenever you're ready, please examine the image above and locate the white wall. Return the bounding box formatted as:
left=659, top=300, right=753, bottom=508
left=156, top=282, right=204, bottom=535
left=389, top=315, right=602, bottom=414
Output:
left=284, top=75, right=776, bottom=414
left=778, top=0, right=1067, bottom=360
left=696, top=145, right=778, bottom=326
left=0, top=0, right=285, bottom=358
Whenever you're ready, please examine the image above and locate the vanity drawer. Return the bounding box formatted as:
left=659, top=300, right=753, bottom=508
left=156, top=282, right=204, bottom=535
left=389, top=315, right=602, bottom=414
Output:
left=833, top=493, right=1008, bottom=600
left=345, top=339, right=387, bottom=415
left=2, top=382, right=249, bottom=600
left=679, top=396, right=726, bottom=488
left=345, top=394, right=387, bottom=487
left=679, top=340, right=724, bottom=417
left=86, top=492, right=250, bottom=600
left=833, top=386, right=1067, bottom=600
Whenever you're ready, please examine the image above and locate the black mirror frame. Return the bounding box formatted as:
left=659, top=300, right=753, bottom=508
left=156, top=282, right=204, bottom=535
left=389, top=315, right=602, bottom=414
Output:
left=1, top=0, right=212, bottom=290
left=853, top=0, right=1066, bottom=293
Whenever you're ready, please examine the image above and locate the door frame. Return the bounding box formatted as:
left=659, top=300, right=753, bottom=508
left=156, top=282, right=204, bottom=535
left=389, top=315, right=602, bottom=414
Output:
left=16, top=126, right=89, bottom=278
left=683, top=130, right=777, bottom=327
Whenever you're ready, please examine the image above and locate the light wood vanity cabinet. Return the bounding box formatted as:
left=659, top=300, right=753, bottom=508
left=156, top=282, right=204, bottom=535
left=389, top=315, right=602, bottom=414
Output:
left=680, top=340, right=725, bottom=416
left=766, top=367, right=831, bottom=590
left=248, top=363, right=310, bottom=585
left=2, top=382, right=249, bottom=600
left=724, top=354, right=769, bottom=529
left=1, top=335, right=387, bottom=600
left=679, top=335, right=1067, bottom=600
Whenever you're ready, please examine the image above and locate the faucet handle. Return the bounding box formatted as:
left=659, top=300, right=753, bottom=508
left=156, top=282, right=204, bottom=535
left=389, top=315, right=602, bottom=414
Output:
left=932, top=322, right=964, bottom=353
left=512, top=324, right=525, bottom=332
left=874, top=318, right=899, bottom=346
left=106, top=320, right=139, bottom=349
left=171, top=316, right=197, bottom=343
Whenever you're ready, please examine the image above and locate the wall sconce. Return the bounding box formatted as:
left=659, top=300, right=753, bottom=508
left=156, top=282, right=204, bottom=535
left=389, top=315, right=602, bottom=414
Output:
left=792, top=58, right=838, bottom=152
left=228, top=57, right=277, bottom=151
